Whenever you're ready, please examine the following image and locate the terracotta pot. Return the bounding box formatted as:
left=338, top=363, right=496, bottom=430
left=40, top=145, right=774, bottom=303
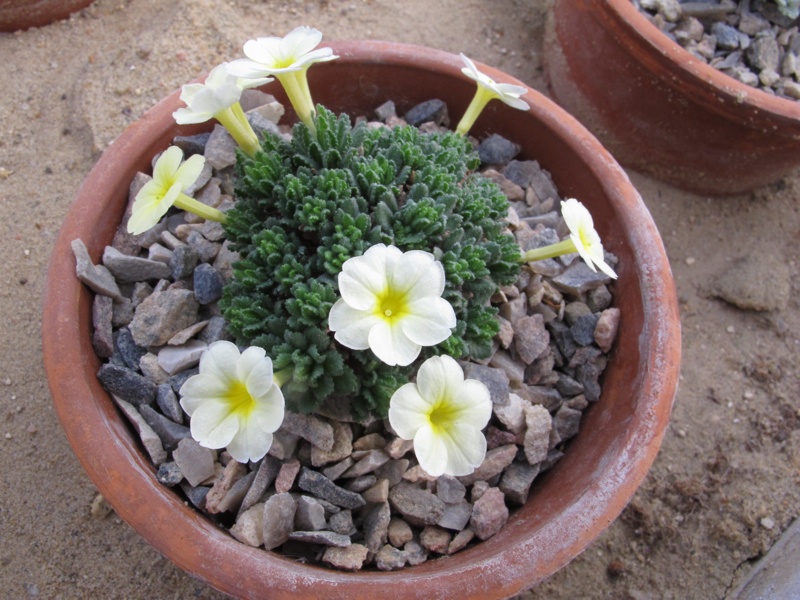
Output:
left=544, top=0, right=800, bottom=195
left=42, top=41, right=680, bottom=599
left=0, top=0, right=94, bottom=31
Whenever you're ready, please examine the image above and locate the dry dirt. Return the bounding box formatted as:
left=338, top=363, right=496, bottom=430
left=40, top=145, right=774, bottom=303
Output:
left=1, top=1, right=799, bottom=598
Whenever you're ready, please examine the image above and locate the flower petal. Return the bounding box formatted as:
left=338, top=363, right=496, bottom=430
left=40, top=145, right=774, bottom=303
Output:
left=190, top=399, right=238, bottom=449
left=329, top=300, right=379, bottom=350
left=437, top=423, right=487, bottom=476
left=226, top=57, right=273, bottom=79
left=173, top=107, right=212, bottom=125
left=174, top=153, right=206, bottom=190
left=226, top=429, right=273, bottom=464
left=389, top=249, right=443, bottom=298
left=153, top=146, right=182, bottom=184
left=240, top=348, right=274, bottom=399
left=413, top=425, right=449, bottom=477
left=200, top=341, right=242, bottom=384
left=179, top=373, right=233, bottom=404
left=415, top=355, right=464, bottom=404
left=252, top=384, right=286, bottom=433
left=282, top=26, right=323, bottom=57
left=368, top=320, right=421, bottom=367
left=388, top=383, right=433, bottom=439
left=337, top=268, right=381, bottom=311
left=401, top=297, right=456, bottom=347
left=452, top=379, right=492, bottom=429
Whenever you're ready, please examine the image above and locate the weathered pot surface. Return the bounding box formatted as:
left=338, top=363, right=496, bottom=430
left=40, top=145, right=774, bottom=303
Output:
left=0, top=0, right=94, bottom=31
left=42, top=41, right=681, bottom=599
left=544, top=0, right=800, bottom=195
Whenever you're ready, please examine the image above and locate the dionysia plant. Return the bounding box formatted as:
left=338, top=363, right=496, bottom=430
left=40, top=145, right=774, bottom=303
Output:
left=123, top=26, right=618, bottom=479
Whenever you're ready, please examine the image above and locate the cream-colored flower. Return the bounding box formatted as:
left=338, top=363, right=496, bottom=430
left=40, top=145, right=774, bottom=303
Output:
left=173, top=63, right=270, bottom=156
left=328, top=244, right=456, bottom=367
left=179, top=341, right=285, bottom=464
left=455, top=53, right=530, bottom=136
left=519, top=198, right=617, bottom=279
left=388, top=355, right=491, bottom=477
left=561, top=198, right=617, bottom=278
left=227, top=26, right=338, bottom=133
left=127, top=146, right=225, bottom=235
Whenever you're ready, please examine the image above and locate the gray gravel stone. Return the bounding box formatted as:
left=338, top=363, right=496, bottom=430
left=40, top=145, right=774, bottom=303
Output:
left=594, top=307, right=620, bottom=352
left=329, top=509, right=356, bottom=536
left=281, top=412, right=335, bottom=452
left=173, top=438, right=215, bottom=486
left=297, top=467, right=366, bottom=510
left=275, top=458, right=301, bottom=493
left=92, top=294, right=114, bottom=358
left=262, top=493, right=297, bottom=550
left=156, top=461, right=183, bottom=486
left=478, top=134, right=521, bottom=165
left=139, top=404, right=191, bottom=451
left=363, top=501, right=391, bottom=552
left=500, top=462, right=540, bottom=505
left=388, top=482, right=446, bottom=527
left=437, top=500, right=473, bottom=531
left=72, top=239, right=124, bottom=302
left=524, top=404, right=552, bottom=465
left=493, top=392, right=527, bottom=435
left=514, top=314, right=550, bottom=364
left=448, top=528, right=475, bottom=554
left=197, top=315, right=232, bottom=344
left=322, top=544, right=369, bottom=570
left=155, top=384, right=183, bottom=423
left=112, top=396, right=167, bottom=465
left=551, top=405, right=583, bottom=447
left=374, top=458, right=410, bottom=487
left=289, top=530, right=352, bottom=547
left=388, top=518, right=413, bottom=547
left=97, top=363, right=156, bottom=405
left=129, top=289, right=199, bottom=347
left=204, top=124, right=238, bottom=170
left=169, top=244, right=200, bottom=280
left=552, top=261, right=611, bottom=295
left=469, top=487, right=509, bottom=540
left=294, top=496, right=327, bottom=531
left=436, top=475, right=467, bottom=504
left=462, top=363, right=509, bottom=406
left=193, top=263, right=224, bottom=305
left=157, top=340, right=207, bottom=375
left=115, top=327, right=147, bottom=371
left=420, top=525, right=452, bottom=553
left=230, top=503, right=264, bottom=547
left=102, top=246, right=171, bottom=283
left=404, top=99, right=448, bottom=127
left=240, top=455, right=281, bottom=513
left=375, top=544, right=407, bottom=570
left=343, top=450, right=390, bottom=478
left=458, top=444, right=518, bottom=486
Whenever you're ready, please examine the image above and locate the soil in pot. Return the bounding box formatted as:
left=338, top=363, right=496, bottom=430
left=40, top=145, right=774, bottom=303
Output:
left=76, top=91, right=622, bottom=572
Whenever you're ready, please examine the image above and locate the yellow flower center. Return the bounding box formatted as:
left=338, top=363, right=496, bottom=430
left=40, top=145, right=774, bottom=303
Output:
left=375, top=286, right=409, bottom=321
left=427, top=397, right=458, bottom=435
left=224, top=380, right=256, bottom=418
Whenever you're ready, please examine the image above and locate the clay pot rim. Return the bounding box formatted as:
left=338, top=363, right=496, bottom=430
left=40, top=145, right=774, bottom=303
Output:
left=42, top=40, right=680, bottom=599
left=605, top=0, right=800, bottom=123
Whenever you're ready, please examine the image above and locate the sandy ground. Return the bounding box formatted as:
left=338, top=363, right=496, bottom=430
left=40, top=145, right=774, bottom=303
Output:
left=1, top=0, right=799, bottom=598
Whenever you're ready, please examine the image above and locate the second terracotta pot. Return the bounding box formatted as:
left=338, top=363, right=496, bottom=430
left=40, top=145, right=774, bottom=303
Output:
left=0, top=0, right=94, bottom=31
left=544, top=0, right=800, bottom=195
left=43, top=41, right=681, bottom=599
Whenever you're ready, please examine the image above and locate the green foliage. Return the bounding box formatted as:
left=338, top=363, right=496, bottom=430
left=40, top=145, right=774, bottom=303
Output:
left=221, top=105, right=520, bottom=418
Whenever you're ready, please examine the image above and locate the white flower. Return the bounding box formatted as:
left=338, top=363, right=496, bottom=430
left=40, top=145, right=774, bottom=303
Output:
left=561, top=198, right=617, bottom=279
left=227, top=26, right=338, bottom=132
left=228, top=26, right=337, bottom=77
left=173, top=63, right=271, bottom=125
left=173, top=63, right=268, bottom=157
left=455, top=53, right=530, bottom=136
left=328, top=244, right=457, bottom=367
left=179, top=341, right=285, bottom=464
left=388, top=355, right=491, bottom=477
left=127, top=146, right=223, bottom=235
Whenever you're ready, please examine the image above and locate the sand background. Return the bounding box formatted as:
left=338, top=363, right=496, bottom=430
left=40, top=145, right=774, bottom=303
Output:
left=1, top=0, right=799, bottom=598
